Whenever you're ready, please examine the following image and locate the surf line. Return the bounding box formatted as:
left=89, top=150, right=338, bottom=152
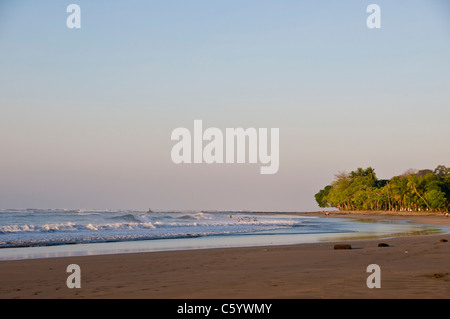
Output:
left=171, top=120, right=279, bottom=174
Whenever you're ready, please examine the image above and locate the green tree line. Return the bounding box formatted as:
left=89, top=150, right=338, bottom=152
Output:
left=315, top=165, right=450, bottom=212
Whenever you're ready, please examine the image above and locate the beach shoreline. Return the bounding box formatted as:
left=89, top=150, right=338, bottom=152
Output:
left=294, top=210, right=450, bottom=226
left=1, top=211, right=449, bottom=299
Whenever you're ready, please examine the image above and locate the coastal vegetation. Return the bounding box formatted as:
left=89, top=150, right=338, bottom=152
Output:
left=315, top=165, right=450, bottom=212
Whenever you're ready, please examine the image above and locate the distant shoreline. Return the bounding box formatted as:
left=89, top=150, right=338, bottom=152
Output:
left=203, top=209, right=450, bottom=226
left=203, top=209, right=449, bottom=217
left=292, top=210, right=450, bottom=227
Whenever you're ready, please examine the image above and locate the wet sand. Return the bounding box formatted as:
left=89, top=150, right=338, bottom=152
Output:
left=0, top=213, right=449, bottom=299
left=296, top=210, right=450, bottom=226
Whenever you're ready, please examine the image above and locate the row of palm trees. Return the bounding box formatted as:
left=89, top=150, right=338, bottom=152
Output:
left=315, top=166, right=450, bottom=212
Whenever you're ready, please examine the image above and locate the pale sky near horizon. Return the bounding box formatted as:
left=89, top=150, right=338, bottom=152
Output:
left=1, top=0, right=449, bottom=211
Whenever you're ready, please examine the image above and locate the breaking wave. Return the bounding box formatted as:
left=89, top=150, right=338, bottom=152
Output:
left=0, top=209, right=310, bottom=248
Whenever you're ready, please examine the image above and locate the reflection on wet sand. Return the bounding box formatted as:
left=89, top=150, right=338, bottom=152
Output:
left=321, top=226, right=444, bottom=242
left=348, top=218, right=406, bottom=225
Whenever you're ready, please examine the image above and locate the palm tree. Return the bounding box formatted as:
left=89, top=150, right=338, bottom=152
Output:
left=407, top=175, right=431, bottom=210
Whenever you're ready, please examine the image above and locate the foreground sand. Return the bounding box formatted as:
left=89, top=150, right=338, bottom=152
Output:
left=0, top=213, right=449, bottom=299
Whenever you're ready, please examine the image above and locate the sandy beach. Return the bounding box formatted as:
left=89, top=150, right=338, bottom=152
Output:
left=0, top=212, right=449, bottom=299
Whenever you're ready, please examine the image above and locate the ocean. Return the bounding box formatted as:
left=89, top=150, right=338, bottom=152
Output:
left=0, top=209, right=448, bottom=260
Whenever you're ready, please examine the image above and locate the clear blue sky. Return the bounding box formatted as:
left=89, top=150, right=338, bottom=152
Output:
left=1, top=0, right=449, bottom=211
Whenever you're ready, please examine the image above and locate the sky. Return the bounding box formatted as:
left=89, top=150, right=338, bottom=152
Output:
left=0, top=0, right=449, bottom=211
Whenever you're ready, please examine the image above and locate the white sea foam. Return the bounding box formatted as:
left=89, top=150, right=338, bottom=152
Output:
left=0, top=209, right=321, bottom=248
